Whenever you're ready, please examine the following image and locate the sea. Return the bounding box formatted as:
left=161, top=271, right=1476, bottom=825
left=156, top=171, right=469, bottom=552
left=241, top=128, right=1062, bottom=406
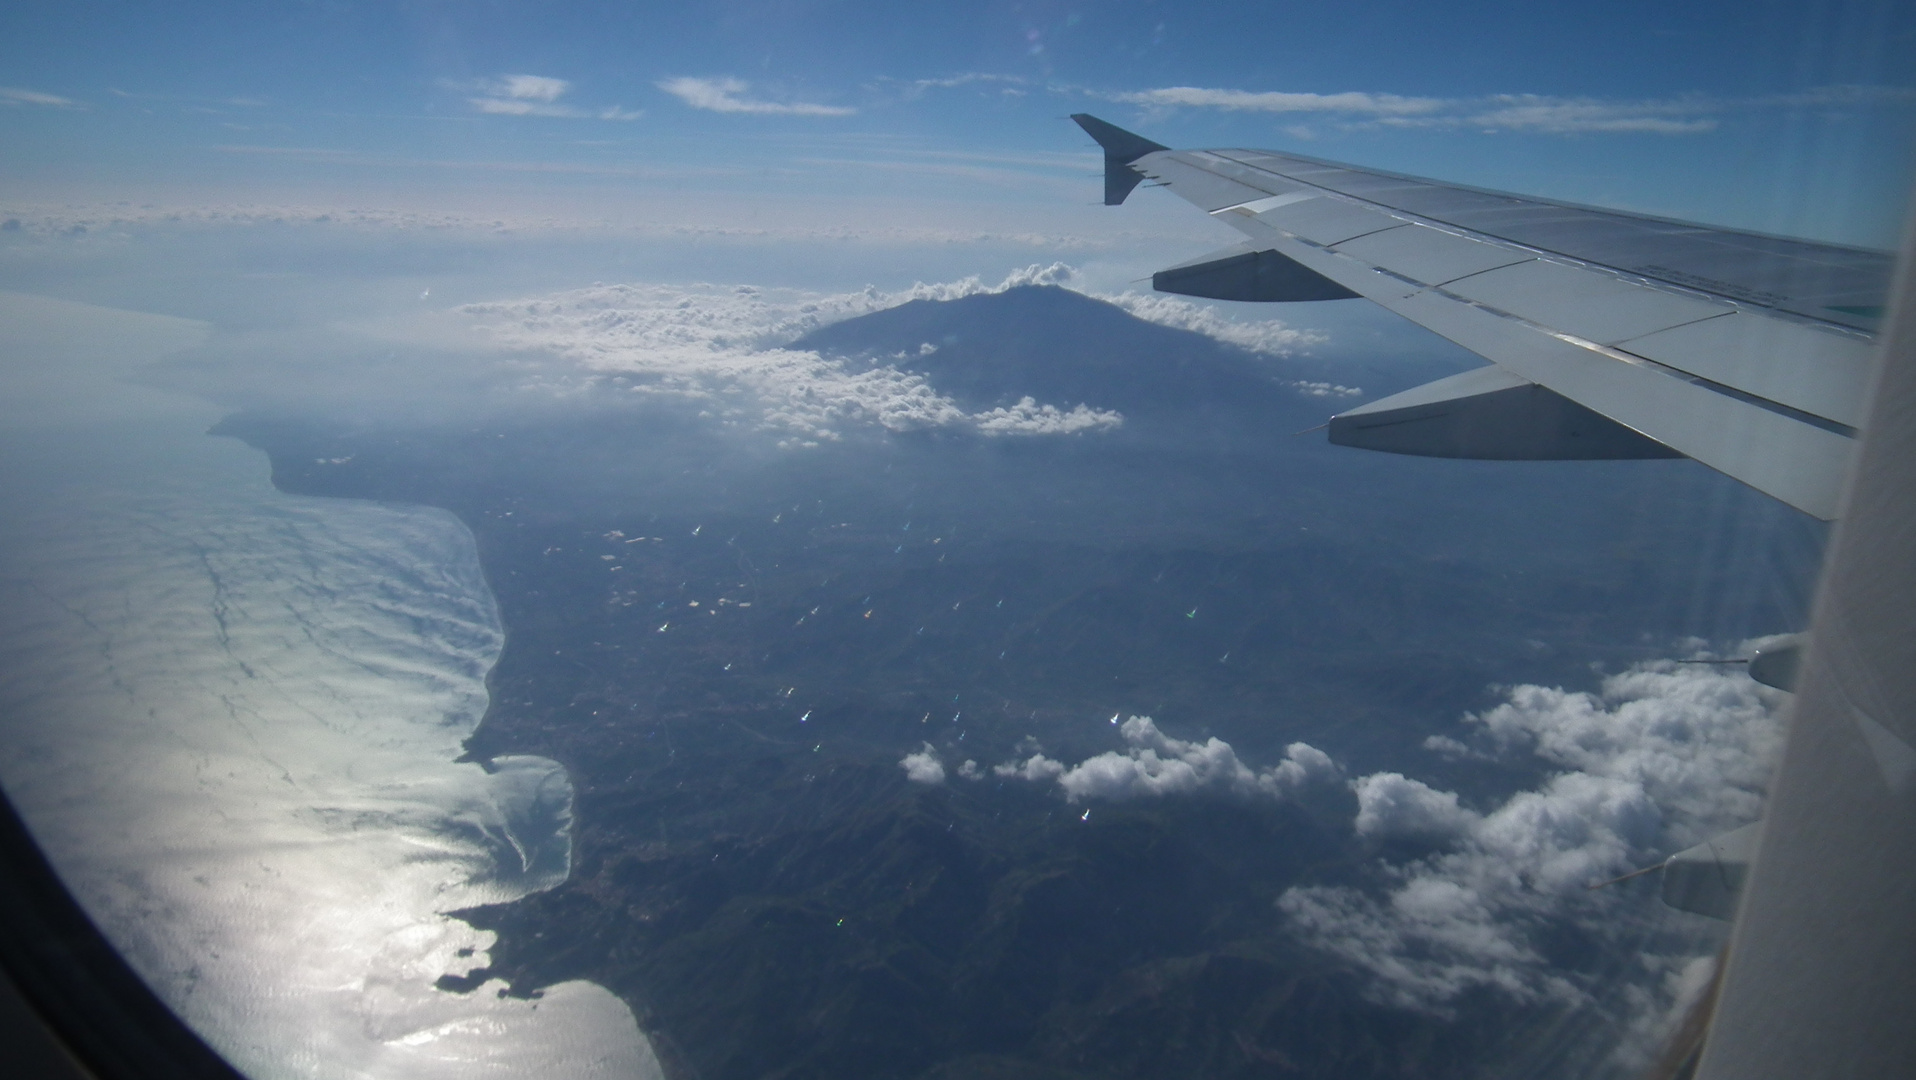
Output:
left=0, top=290, right=659, bottom=1078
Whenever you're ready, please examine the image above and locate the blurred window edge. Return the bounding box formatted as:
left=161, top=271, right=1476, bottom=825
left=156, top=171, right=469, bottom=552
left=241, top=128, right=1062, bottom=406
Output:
left=0, top=787, right=245, bottom=1080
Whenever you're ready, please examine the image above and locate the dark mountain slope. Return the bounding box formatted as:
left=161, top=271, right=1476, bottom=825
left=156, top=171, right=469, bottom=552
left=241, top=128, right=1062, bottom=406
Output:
left=793, top=285, right=1321, bottom=425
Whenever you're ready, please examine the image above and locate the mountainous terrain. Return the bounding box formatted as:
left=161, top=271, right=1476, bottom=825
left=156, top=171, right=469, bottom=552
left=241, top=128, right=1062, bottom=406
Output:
left=210, top=285, right=1816, bottom=1079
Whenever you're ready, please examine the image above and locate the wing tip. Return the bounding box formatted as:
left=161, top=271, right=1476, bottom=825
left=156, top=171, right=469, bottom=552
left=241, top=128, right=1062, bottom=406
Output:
left=1069, top=114, right=1169, bottom=163
left=1070, top=114, right=1168, bottom=205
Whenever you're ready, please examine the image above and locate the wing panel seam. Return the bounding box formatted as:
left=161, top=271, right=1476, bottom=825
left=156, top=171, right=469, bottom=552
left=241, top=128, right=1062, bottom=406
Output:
left=1177, top=153, right=1875, bottom=337
left=1418, top=284, right=1859, bottom=437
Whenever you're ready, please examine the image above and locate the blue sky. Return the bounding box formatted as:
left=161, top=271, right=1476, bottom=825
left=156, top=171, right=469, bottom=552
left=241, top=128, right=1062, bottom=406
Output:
left=3, top=0, right=1914, bottom=254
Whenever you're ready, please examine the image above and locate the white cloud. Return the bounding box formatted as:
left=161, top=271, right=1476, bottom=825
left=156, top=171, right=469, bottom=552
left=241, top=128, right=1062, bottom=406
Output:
left=457, top=268, right=1113, bottom=442
left=1458, top=95, right=1717, bottom=134
left=453, top=263, right=1327, bottom=442
left=1288, top=380, right=1363, bottom=399
left=1352, top=772, right=1479, bottom=841
left=971, top=397, right=1122, bottom=436
left=915, top=73, right=1027, bottom=92
left=1111, top=87, right=1447, bottom=117
left=1277, top=655, right=1784, bottom=1066
left=1468, top=658, right=1784, bottom=838
left=877, top=261, right=1076, bottom=302
left=1268, top=741, right=1340, bottom=791
left=467, top=74, right=638, bottom=121
left=994, top=717, right=1338, bottom=803
left=993, top=753, right=1066, bottom=783
left=1100, top=291, right=1325, bottom=355
left=880, top=73, right=1031, bottom=102
left=1421, top=733, right=1479, bottom=760
left=496, top=75, right=569, bottom=103
left=900, top=745, right=946, bottom=784
left=658, top=77, right=854, bottom=117
left=471, top=98, right=572, bottom=117
left=1, top=87, right=81, bottom=108
left=1098, top=83, right=1913, bottom=136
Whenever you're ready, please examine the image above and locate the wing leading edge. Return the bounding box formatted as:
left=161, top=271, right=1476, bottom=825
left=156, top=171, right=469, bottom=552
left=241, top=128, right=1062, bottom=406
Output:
left=1072, top=114, right=1893, bottom=520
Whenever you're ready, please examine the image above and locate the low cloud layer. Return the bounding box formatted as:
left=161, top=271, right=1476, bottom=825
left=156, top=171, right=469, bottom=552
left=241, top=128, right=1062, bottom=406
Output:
left=659, top=76, right=854, bottom=117
left=457, top=263, right=1320, bottom=443
left=991, top=716, right=1339, bottom=803
left=458, top=265, right=1110, bottom=442
left=908, top=653, right=1770, bottom=1064
left=0, top=201, right=1117, bottom=251
left=1279, top=654, right=1784, bottom=1066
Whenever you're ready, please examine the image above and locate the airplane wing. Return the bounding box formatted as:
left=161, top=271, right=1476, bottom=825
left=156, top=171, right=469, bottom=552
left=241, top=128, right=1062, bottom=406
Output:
left=1071, top=113, right=1893, bottom=520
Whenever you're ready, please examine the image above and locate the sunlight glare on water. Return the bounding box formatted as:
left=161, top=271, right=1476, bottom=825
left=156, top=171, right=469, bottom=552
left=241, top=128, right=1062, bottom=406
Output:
left=0, top=292, right=658, bottom=1079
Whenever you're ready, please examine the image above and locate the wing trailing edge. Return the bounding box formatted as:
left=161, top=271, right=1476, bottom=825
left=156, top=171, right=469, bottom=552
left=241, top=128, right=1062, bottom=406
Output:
left=1068, top=113, right=1888, bottom=519
left=1328, top=366, right=1682, bottom=460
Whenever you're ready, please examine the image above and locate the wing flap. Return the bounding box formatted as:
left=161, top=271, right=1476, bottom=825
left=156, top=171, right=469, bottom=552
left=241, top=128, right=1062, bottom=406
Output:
left=1438, top=259, right=1735, bottom=345
left=1386, top=283, right=1856, bottom=518
left=1226, top=222, right=1856, bottom=516
left=1617, top=315, right=1876, bottom=430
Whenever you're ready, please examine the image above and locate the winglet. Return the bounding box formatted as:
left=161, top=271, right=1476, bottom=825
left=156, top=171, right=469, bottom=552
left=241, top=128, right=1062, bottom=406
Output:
left=1071, top=114, right=1169, bottom=205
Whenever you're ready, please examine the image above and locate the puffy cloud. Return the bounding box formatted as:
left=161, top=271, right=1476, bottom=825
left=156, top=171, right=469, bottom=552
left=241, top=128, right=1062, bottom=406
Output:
left=882, top=260, right=1076, bottom=302
left=1267, top=741, right=1340, bottom=791
left=994, top=717, right=1338, bottom=803
left=1055, top=717, right=1258, bottom=801
left=993, top=753, right=1065, bottom=783
left=1421, top=734, right=1475, bottom=760
left=658, top=77, right=854, bottom=117
left=900, top=745, right=945, bottom=785
left=1099, top=291, right=1325, bottom=356
left=971, top=397, right=1122, bottom=436
left=1278, top=655, right=1783, bottom=1063
left=1281, top=769, right=1662, bottom=1009
left=1352, top=773, right=1479, bottom=841
left=1288, top=380, right=1363, bottom=399
left=1467, top=657, right=1784, bottom=841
